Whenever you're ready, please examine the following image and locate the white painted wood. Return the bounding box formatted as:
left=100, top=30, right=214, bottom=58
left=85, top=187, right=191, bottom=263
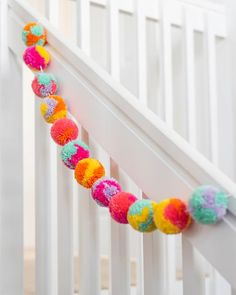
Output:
left=71, top=0, right=227, bottom=37
left=205, top=14, right=219, bottom=166
left=107, top=0, right=120, bottom=80
left=134, top=0, right=147, bottom=103
left=57, top=150, right=74, bottom=295
left=143, top=232, right=166, bottom=295
left=0, top=1, right=23, bottom=292
left=23, top=65, right=35, bottom=249
left=166, top=235, right=177, bottom=295
left=35, top=101, right=54, bottom=295
left=110, top=160, right=130, bottom=295
left=47, top=0, right=59, bottom=26
left=136, top=232, right=144, bottom=295
left=208, top=270, right=231, bottom=295
left=49, top=140, right=58, bottom=295
left=76, top=0, right=90, bottom=54
left=159, top=0, right=174, bottom=127
left=78, top=129, right=100, bottom=295
left=34, top=87, right=58, bottom=295
left=183, top=8, right=197, bottom=147
left=76, top=3, right=100, bottom=294
left=182, top=237, right=206, bottom=295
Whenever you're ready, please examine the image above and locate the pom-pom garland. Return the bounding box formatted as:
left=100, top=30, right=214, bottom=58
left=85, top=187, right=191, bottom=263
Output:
left=153, top=198, right=191, bottom=234
left=188, top=186, right=228, bottom=224
left=74, top=158, right=105, bottom=188
left=128, top=199, right=158, bottom=232
left=21, top=23, right=230, bottom=237
left=22, top=22, right=47, bottom=46
left=61, top=140, right=90, bottom=169
left=40, top=95, right=67, bottom=123
left=91, top=177, right=122, bottom=207
left=109, top=192, right=137, bottom=224
left=51, top=118, right=78, bottom=146
left=32, top=72, right=58, bottom=98
left=23, top=45, right=50, bottom=71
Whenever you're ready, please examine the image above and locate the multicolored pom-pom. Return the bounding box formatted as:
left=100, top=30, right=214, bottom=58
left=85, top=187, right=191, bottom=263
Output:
left=128, top=199, right=158, bottom=232
left=188, top=186, right=228, bottom=224
left=154, top=198, right=191, bottom=234
left=61, top=140, right=90, bottom=169
left=51, top=118, right=78, bottom=146
left=91, top=177, right=121, bottom=207
left=32, top=73, right=58, bottom=97
left=22, top=22, right=47, bottom=46
left=40, top=95, right=67, bottom=123
left=109, top=192, right=137, bottom=224
left=23, top=45, right=50, bottom=71
left=74, top=158, right=105, bottom=188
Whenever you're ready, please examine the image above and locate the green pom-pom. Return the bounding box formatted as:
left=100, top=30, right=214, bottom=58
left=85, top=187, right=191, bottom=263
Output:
left=188, top=185, right=228, bottom=224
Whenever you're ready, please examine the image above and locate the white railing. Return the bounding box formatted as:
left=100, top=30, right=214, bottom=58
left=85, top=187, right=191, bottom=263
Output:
left=1, top=0, right=236, bottom=295
left=42, top=0, right=233, bottom=177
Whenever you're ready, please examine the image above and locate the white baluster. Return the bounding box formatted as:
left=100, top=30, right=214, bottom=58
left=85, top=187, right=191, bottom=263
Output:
left=182, top=236, right=206, bottom=295
left=107, top=0, right=120, bottom=80
left=134, top=0, right=147, bottom=104
left=110, top=160, right=131, bottom=295
left=205, top=13, right=219, bottom=166
left=143, top=231, right=166, bottom=295
left=35, top=90, right=61, bottom=295
left=159, top=0, right=174, bottom=127
left=183, top=7, right=197, bottom=147
left=77, top=0, right=91, bottom=55
left=78, top=130, right=100, bottom=295
left=0, top=1, right=23, bottom=292
left=57, top=150, right=74, bottom=295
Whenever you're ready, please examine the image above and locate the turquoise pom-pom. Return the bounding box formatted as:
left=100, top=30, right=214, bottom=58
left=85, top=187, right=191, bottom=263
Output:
left=61, top=140, right=90, bottom=169
left=188, top=185, right=228, bottom=224
left=127, top=199, right=158, bottom=232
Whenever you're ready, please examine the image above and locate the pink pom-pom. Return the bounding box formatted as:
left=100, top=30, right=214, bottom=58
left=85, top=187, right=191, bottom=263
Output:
left=23, top=45, right=50, bottom=71
left=109, top=192, right=137, bottom=224
left=51, top=118, right=79, bottom=146
left=91, top=177, right=121, bottom=207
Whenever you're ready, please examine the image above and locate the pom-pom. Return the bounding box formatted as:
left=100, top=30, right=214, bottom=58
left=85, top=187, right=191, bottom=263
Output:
left=109, top=192, right=137, bottom=224
left=188, top=186, right=228, bottom=224
left=154, top=198, right=191, bottom=234
left=91, top=177, right=121, bottom=207
left=61, top=140, right=90, bottom=169
left=40, top=95, right=67, bottom=123
left=74, top=158, right=105, bottom=188
left=32, top=72, right=58, bottom=97
left=128, top=199, right=158, bottom=232
left=22, top=22, right=47, bottom=46
left=51, top=118, right=78, bottom=146
left=23, top=45, right=50, bottom=71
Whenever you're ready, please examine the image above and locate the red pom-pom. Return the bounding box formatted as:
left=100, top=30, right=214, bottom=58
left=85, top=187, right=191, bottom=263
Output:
left=109, top=192, right=137, bottom=224
left=50, top=118, right=78, bottom=146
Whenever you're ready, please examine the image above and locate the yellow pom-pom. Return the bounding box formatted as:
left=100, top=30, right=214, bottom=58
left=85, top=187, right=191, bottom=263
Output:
left=154, top=198, right=191, bottom=234
left=127, top=199, right=158, bottom=233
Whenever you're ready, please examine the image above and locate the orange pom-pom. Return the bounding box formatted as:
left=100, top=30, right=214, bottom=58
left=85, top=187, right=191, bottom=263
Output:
left=74, top=158, right=105, bottom=188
